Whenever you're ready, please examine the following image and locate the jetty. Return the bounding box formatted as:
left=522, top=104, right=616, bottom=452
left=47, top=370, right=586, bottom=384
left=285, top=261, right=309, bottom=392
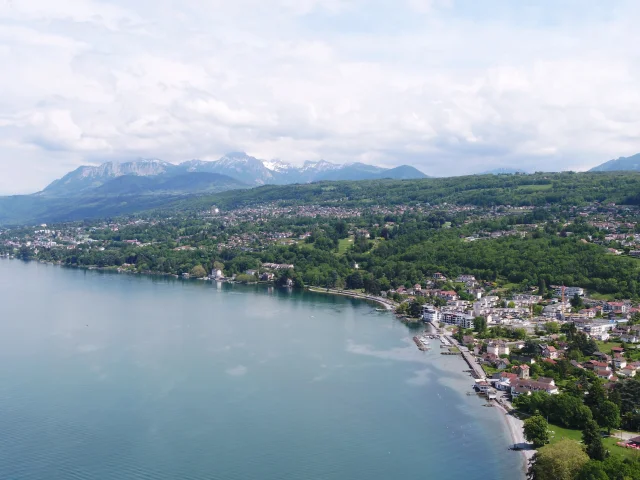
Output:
left=443, top=334, right=486, bottom=379
left=413, top=335, right=430, bottom=351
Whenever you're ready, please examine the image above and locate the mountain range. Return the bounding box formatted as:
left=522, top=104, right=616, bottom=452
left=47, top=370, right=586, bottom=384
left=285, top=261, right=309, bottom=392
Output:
left=589, top=153, right=640, bottom=172
left=40, top=152, right=427, bottom=197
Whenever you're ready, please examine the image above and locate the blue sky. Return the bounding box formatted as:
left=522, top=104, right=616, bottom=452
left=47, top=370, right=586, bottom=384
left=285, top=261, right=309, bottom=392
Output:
left=0, top=0, right=639, bottom=193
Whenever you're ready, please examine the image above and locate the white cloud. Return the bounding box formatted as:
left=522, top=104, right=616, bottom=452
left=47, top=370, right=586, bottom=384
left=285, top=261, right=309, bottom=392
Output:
left=0, top=0, right=639, bottom=193
left=226, top=365, right=248, bottom=376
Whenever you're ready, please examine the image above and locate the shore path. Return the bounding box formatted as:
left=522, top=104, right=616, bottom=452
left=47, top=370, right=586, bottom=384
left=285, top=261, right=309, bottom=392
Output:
left=306, top=287, right=397, bottom=310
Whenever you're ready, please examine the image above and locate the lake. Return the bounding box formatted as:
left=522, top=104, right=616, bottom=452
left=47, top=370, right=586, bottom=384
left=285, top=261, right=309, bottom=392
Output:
left=0, top=260, right=522, bottom=479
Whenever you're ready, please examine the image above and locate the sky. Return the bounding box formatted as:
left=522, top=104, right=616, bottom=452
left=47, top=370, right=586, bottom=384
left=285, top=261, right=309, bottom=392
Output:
left=1, top=0, right=639, bottom=194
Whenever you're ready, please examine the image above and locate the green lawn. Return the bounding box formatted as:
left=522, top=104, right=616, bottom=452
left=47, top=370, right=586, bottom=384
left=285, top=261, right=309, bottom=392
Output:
left=548, top=423, right=640, bottom=461
left=337, top=236, right=354, bottom=254
left=596, top=340, right=623, bottom=355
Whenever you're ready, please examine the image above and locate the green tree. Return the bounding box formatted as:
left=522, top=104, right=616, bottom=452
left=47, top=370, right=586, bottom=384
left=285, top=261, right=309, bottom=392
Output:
left=538, top=277, right=546, bottom=296
left=582, top=419, right=607, bottom=461
left=524, top=414, right=550, bottom=448
left=527, top=439, right=589, bottom=480
left=597, top=401, right=620, bottom=434
left=545, top=322, right=560, bottom=334
left=474, top=316, right=487, bottom=333
left=575, top=461, right=609, bottom=480
left=571, top=293, right=584, bottom=309
left=190, top=264, right=207, bottom=278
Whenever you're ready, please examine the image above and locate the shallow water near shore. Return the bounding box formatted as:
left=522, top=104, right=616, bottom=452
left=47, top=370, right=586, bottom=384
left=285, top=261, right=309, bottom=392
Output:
left=0, top=260, right=522, bottom=479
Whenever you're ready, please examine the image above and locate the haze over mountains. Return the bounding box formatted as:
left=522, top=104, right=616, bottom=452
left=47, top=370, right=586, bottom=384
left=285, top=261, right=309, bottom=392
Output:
left=41, top=152, right=427, bottom=197
left=589, top=153, right=640, bottom=172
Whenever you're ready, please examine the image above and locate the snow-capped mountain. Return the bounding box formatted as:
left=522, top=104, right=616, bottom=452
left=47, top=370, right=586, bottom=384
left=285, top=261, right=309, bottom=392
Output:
left=41, top=152, right=427, bottom=196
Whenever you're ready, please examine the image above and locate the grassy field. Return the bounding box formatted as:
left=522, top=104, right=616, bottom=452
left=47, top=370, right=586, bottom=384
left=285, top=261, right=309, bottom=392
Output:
left=337, top=236, right=354, bottom=254
left=548, top=423, right=640, bottom=460
left=595, top=340, right=623, bottom=355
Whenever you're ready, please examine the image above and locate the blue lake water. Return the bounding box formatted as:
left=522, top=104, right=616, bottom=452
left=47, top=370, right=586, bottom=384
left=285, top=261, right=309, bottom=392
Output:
left=0, top=260, right=522, bottom=479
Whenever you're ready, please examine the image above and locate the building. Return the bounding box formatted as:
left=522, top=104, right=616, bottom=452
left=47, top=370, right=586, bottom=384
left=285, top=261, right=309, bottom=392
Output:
left=422, top=305, right=441, bottom=323
left=456, top=274, right=477, bottom=284
left=441, top=310, right=475, bottom=329
left=432, top=272, right=447, bottom=281
left=422, top=305, right=474, bottom=329
left=605, top=302, right=628, bottom=314
left=553, top=286, right=585, bottom=298
left=510, top=379, right=559, bottom=397
left=487, top=340, right=510, bottom=356
left=437, top=290, right=459, bottom=301
left=541, top=345, right=559, bottom=359
left=515, top=364, right=530, bottom=379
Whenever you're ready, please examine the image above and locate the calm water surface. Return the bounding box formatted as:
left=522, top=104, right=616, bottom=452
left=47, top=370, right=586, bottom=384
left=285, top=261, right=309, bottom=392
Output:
left=0, top=260, right=522, bottom=479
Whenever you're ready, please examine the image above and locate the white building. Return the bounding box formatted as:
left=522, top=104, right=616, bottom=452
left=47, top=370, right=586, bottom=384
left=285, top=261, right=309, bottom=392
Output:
left=422, top=305, right=441, bottom=323
left=487, top=340, right=510, bottom=356
left=553, top=286, right=585, bottom=298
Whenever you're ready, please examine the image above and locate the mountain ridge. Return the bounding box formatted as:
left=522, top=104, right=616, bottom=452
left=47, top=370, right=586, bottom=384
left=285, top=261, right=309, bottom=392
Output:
left=40, top=152, right=427, bottom=196
left=589, top=153, right=640, bottom=172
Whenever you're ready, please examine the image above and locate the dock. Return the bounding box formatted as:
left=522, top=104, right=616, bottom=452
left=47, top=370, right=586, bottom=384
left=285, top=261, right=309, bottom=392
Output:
left=443, top=335, right=486, bottom=379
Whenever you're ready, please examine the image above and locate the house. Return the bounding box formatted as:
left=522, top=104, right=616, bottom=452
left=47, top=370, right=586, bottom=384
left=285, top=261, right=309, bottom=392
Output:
left=586, top=360, right=610, bottom=371
left=606, top=302, right=628, bottom=314
left=596, top=368, right=613, bottom=380
left=433, top=272, right=447, bottom=281
left=212, top=268, right=224, bottom=279
left=462, top=335, right=476, bottom=346
left=510, top=379, right=559, bottom=397
left=456, top=274, right=477, bottom=284
left=611, top=347, right=625, bottom=355
left=515, top=364, right=530, bottom=379
left=620, top=367, right=637, bottom=377
left=476, top=381, right=491, bottom=393
left=414, top=283, right=422, bottom=291
left=487, top=340, right=510, bottom=356
left=541, top=345, right=559, bottom=359
left=481, top=353, right=499, bottom=364
left=437, top=290, right=459, bottom=301
left=494, top=358, right=510, bottom=370
left=536, top=377, right=556, bottom=386
left=614, top=355, right=627, bottom=369
left=246, top=269, right=258, bottom=276
left=621, top=332, right=640, bottom=343
left=570, top=360, right=585, bottom=370
left=260, top=272, right=275, bottom=281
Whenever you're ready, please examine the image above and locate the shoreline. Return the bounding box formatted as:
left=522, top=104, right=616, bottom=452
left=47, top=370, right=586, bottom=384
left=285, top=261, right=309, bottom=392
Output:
left=306, top=286, right=396, bottom=310
left=494, top=400, right=535, bottom=475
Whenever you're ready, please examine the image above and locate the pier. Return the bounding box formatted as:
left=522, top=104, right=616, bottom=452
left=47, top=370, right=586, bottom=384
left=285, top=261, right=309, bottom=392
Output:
left=444, top=335, right=486, bottom=379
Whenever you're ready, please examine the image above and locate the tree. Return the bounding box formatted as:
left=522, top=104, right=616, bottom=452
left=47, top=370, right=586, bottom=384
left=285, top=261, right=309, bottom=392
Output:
left=582, top=419, right=607, bottom=461
left=585, top=379, right=606, bottom=412
left=538, top=277, right=546, bottom=296
left=571, top=293, right=584, bottom=309
left=190, top=264, right=207, bottom=278
left=527, top=439, right=589, bottom=480
left=597, top=401, right=620, bottom=434
left=474, top=316, right=487, bottom=333
left=524, top=414, right=549, bottom=448
left=561, top=322, right=577, bottom=341
left=508, top=301, right=516, bottom=308
left=575, top=461, right=609, bottom=480
left=213, top=261, right=225, bottom=270
left=545, top=322, right=560, bottom=334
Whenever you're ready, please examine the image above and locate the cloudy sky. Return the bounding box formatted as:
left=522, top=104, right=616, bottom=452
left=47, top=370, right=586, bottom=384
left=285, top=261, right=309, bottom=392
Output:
left=1, top=0, right=639, bottom=194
